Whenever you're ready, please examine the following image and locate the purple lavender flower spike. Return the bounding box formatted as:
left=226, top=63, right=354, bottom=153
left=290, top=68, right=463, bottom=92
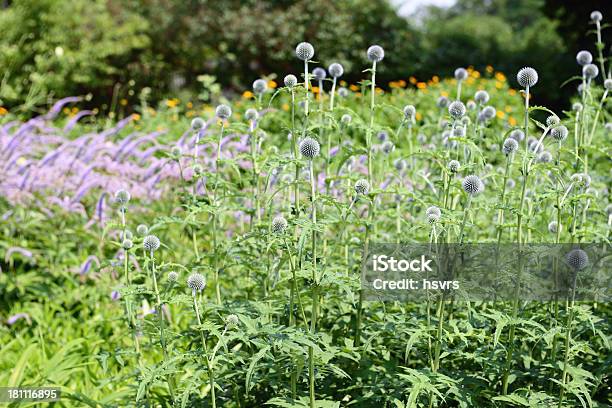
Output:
left=43, top=97, right=82, bottom=120
left=7, top=313, right=31, bottom=325
left=80, top=255, right=100, bottom=275
left=63, top=110, right=94, bottom=132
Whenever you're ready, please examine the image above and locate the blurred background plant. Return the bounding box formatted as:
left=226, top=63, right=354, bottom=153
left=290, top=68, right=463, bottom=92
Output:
left=0, top=0, right=607, bottom=116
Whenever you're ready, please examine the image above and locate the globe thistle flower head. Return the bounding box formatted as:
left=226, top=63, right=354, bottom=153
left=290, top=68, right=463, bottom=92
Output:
left=576, top=50, right=593, bottom=66
left=538, top=151, right=553, bottom=163
left=551, top=125, right=568, bottom=142
left=226, top=314, right=240, bottom=328
left=572, top=102, right=583, bottom=112
left=571, top=173, right=591, bottom=188
left=582, top=64, right=599, bottom=79
left=252, top=79, right=268, bottom=94
left=437, top=96, right=449, bottom=108
left=215, top=104, right=232, bottom=119
left=114, top=189, right=130, bottom=206
left=192, top=164, right=203, bottom=176
left=426, top=206, right=441, bottom=223
left=136, top=224, right=148, bottom=236
left=143, top=235, right=161, bottom=253
left=605, top=79, right=612, bottom=91
left=328, top=63, right=344, bottom=78
left=271, top=215, right=288, bottom=234
left=312, top=67, right=326, bottom=81
left=605, top=122, right=612, bottom=132
left=171, top=145, right=182, bottom=157
left=466, top=100, right=476, bottom=111
left=377, top=130, right=388, bottom=141
left=546, top=115, right=560, bottom=127
left=565, top=248, right=588, bottom=270
left=366, top=45, right=384, bottom=62
left=295, top=42, right=314, bottom=61
left=341, top=114, right=352, bottom=124
left=299, top=137, right=320, bottom=159
left=590, top=10, right=603, bottom=23
left=448, top=101, right=466, bottom=119
left=187, top=272, right=206, bottom=292
left=482, top=106, right=496, bottom=120
left=509, top=129, right=525, bottom=142
left=506, top=178, right=516, bottom=189
left=528, top=137, right=543, bottom=154
left=284, top=74, right=298, bottom=88
left=354, top=179, right=370, bottom=195
left=394, top=158, right=407, bottom=171
left=168, top=271, right=179, bottom=282
left=462, top=175, right=484, bottom=195
left=448, top=160, right=460, bottom=173
left=191, top=117, right=205, bottom=130
left=122, top=239, right=133, bottom=250
left=381, top=141, right=395, bottom=154
left=121, top=230, right=133, bottom=241
left=517, top=67, right=538, bottom=88
left=338, top=87, right=349, bottom=97
left=453, top=126, right=466, bottom=137
left=245, top=108, right=259, bottom=122
left=454, top=67, right=468, bottom=81
left=474, top=90, right=489, bottom=104
left=461, top=116, right=471, bottom=126
left=548, top=221, right=558, bottom=234
left=403, top=105, right=416, bottom=119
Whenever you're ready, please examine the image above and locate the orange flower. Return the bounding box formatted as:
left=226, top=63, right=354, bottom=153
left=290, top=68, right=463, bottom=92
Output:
left=409, top=76, right=417, bottom=84
left=432, top=76, right=439, bottom=83
left=0, top=106, right=7, bottom=115
left=312, top=86, right=320, bottom=94
left=509, top=89, right=517, bottom=96
left=242, top=91, right=254, bottom=99
left=132, top=113, right=141, bottom=121
left=349, top=84, right=359, bottom=91
left=495, top=72, right=506, bottom=82
left=268, top=80, right=277, bottom=89
left=508, top=116, right=517, bottom=126
left=417, top=82, right=427, bottom=89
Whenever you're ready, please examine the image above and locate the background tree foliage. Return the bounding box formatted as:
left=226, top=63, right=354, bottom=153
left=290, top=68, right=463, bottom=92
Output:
left=0, top=0, right=605, bottom=112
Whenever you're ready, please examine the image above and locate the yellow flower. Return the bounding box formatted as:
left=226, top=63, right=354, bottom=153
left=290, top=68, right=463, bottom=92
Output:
left=376, top=87, right=383, bottom=94
left=268, top=80, right=277, bottom=89
left=340, top=80, right=347, bottom=86
left=409, top=76, right=417, bottom=84
left=0, top=106, right=7, bottom=115
left=505, top=106, right=512, bottom=113
left=120, top=98, right=128, bottom=106
left=187, top=102, right=193, bottom=109
left=242, top=91, right=254, bottom=99
left=156, top=125, right=166, bottom=131
left=432, top=76, right=439, bottom=83
left=509, top=89, right=517, bottom=96
left=471, top=70, right=481, bottom=78
left=16, top=156, right=26, bottom=165
left=132, top=113, right=141, bottom=121
left=416, top=112, right=422, bottom=121
left=186, top=110, right=195, bottom=118
left=349, top=84, right=359, bottom=92
left=486, top=65, right=494, bottom=73
left=398, top=79, right=407, bottom=87
left=496, top=111, right=505, bottom=119
left=466, top=78, right=475, bottom=85
left=495, top=81, right=503, bottom=89
left=495, top=72, right=506, bottom=82
left=282, top=103, right=289, bottom=111
left=166, top=98, right=180, bottom=108
left=63, top=107, right=70, bottom=115
left=441, top=91, right=449, bottom=97
left=312, top=86, right=320, bottom=94
left=417, top=82, right=427, bottom=89
left=508, top=116, right=517, bottom=126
